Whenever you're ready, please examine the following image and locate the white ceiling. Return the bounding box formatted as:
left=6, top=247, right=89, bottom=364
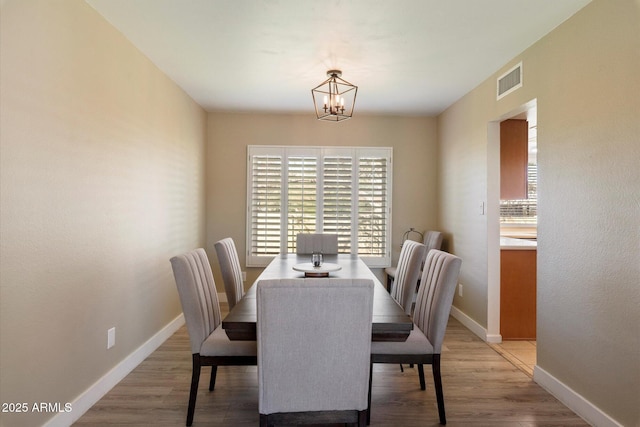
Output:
left=86, top=0, right=591, bottom=116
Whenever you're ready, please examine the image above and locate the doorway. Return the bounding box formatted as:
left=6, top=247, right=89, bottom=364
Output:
left=487, top=99, right=538, bottom=374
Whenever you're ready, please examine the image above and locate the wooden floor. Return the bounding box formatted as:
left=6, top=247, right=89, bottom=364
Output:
left=75, top=313, right=588, bottom=427
left=490, top=340, right=537, bottom=378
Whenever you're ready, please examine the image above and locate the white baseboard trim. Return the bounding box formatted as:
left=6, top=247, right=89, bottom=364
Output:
left=534, top=366, right=622, bottom=427
left=449, top=305, right=502, bottom=343
left=44, top=314, right=185, bottom=427
left=449, top=306, right=619, bottom=426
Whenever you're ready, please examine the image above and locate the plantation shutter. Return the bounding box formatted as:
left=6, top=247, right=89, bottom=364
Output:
left=322, top=156, right=354, bottom=253
left=247, top=146, right=392, bottom=267
left=358, top=156, right=388, bottom=257
left=249, top=154, right=282, bottom=259
left=287, top=156, right=317, bottom=252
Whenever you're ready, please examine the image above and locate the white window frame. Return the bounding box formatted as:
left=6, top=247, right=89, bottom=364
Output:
left=246, top=145, right=392, bottom=268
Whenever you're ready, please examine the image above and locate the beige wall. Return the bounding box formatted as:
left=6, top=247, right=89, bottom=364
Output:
left=206, top=113, right=437, bottom=287
left=0, top=1, right=206, bottom=426
left=438, top=0, right=640, bottom=425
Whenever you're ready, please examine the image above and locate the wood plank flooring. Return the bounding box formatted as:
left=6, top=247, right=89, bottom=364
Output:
left=490, top=340, right=537, bottom=378
left=74, top=312, right=588, bottom=426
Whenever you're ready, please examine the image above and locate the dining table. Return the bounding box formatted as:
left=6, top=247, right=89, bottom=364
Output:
left=222, top=253, right=413, bottom=342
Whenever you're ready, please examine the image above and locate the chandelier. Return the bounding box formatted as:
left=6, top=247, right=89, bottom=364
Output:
left=311, top=70, right=358, bottom=122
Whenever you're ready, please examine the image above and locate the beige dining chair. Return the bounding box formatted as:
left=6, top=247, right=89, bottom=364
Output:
left=295, top=233, right=339, bottom=255
left=257, top=278, right=374, bottom=426
left=368, top=249, right=462, bottom=425
left=170, top=248, right=257, bottom=426
left=390, top=240, right=426, bottom=315
left=385, top=230, right=443, bottom=291
left=214, top=237, right=245, bottom=310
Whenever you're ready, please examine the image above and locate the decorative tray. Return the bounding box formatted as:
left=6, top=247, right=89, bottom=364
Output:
left=292, top=263, right=342, bottom=277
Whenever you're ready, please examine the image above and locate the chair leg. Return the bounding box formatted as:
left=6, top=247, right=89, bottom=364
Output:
left=366, top=362, right=373, bottom=425
left=187, top=354, right=201, bottom=426
left=357, top=409, right=367, bottom=426
left=418, top=364, right=426, bottom=390
left=432, top=355, right=446, bottom=425
left=209, top=365, right=218, bottom=391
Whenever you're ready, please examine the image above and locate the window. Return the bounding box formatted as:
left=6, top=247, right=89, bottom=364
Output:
left=247, top=146, right=392, bottom=267
left=500, top=122, right=537, bottom=225
left=500, top=164, right=537, bottom=224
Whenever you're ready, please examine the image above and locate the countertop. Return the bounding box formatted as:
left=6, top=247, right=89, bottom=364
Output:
left=500, top=226, right=537, bottom=239
left=500, top=236, right=537, bottom=250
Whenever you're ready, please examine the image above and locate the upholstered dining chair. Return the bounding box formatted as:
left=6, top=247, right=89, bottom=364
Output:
left=295, top=233, right=339, bottom=255
left=214, top=237, right=245, bottom=310
left=389, top=240, right=426, bottom=315
left=170, top=248, right=257, bottom=426
left=368, top=249, right=462, bottom=425
left=257, top=278, right=374, bottom=427
left=385, top=230, right=443, bottom=291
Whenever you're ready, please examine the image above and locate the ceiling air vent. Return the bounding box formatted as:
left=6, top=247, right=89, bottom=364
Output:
left=497, top=62, right=522, bottom=100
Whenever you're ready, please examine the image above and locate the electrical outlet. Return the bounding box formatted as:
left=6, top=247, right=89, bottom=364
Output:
left=107, top=327, right=116, bottom=349
left=242, top=271, right=247, bottom=282
left=458, top=283, right=463, bottom=297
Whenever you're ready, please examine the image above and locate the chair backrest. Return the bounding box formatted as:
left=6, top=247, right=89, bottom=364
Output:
left=295, top=233, right=339, bottom=255
left=413, top=250, right=462, bottom=354
left=423, top=230, right=444, bottom=253
left=390, top=240, right=426, bottom=315
left=214, top=237, right=245, bottom=310
left=170, top=248, right=222, bottom=354
left=257, top=278, right=374, bottom=415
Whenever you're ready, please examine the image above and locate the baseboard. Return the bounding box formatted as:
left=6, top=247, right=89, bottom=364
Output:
left=450, top=307, right=621, bottom=426
left=450, top=305, right=502, bottom=343
left=534, top=366, right=622, bottom=427
left=43, top=314, right=185, bottom=427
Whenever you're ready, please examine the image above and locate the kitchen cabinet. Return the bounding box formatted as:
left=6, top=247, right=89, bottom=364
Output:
left=500, top=119, right=528, bottom=200
left=500, top=238, right=536, bottom=340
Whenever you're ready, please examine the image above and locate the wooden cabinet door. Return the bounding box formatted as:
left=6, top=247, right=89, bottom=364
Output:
left=500, top=249, right=537, bottom=340
left=500, top=119, right=528, bottom=200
